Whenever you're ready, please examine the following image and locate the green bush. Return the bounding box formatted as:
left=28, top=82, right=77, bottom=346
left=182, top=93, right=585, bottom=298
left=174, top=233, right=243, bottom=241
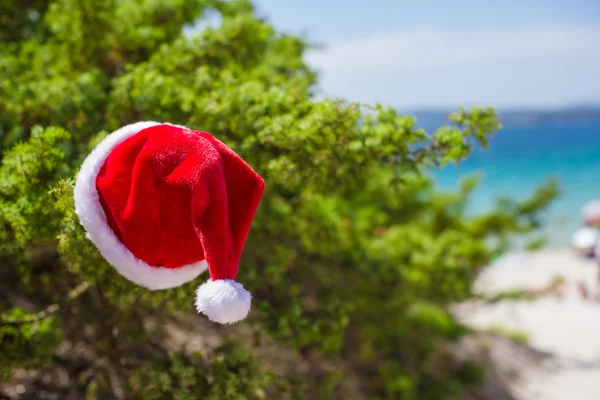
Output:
left=0, top=0, right=556, bottom=398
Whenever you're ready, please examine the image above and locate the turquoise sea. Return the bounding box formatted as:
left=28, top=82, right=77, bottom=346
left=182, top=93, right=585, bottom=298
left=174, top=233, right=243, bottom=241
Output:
left=431, top=119, right=600, bottom=248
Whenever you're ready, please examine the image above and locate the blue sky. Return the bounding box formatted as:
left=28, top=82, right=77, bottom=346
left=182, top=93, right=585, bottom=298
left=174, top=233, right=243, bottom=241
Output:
left=253, top=0, right=600, bottom=110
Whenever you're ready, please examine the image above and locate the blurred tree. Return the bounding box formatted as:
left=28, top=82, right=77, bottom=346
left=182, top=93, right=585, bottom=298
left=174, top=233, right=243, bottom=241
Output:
left=0, top=0, right=557, bottom=398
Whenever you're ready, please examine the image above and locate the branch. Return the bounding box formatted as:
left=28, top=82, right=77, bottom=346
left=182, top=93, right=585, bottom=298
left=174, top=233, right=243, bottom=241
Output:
left=16, top=154, right=32, bottom=180
left=1, top=281, right=91, bottom=325
left=95, top=358, right=125, bottom=399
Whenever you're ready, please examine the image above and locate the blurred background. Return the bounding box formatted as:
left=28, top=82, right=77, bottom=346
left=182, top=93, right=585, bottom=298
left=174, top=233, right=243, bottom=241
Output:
left=252, top=0, right=600, bottom=247
left=1, top=1, right=600, bottom=399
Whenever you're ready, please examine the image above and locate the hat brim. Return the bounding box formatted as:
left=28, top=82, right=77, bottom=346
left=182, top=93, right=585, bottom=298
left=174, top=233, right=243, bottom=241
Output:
left=73, top=121, right=208, bottom=290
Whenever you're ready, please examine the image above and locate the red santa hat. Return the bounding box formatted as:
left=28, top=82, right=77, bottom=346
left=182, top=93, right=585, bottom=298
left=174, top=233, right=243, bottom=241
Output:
left=73, top=122, right=264, bottom=324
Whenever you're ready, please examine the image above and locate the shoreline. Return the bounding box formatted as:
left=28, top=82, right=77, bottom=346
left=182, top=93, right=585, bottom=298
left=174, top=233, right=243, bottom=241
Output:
left=454, top=249, right=600, bottom=399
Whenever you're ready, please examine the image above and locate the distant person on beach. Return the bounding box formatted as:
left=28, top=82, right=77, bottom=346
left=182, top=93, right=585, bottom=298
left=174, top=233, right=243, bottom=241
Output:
left=571, top=201, right=600, bottom=259
left=582, top=201, right=600, bottom=227
left=579, top=201, right=600, bottom=288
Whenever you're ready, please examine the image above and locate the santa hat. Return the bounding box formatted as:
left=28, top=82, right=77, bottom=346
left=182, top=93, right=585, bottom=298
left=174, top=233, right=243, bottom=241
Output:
left=73, top=122, right=264, bottom=324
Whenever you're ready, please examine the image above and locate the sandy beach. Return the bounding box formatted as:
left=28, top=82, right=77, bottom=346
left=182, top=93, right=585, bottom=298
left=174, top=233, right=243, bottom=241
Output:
left=453, top=250, right=600, bottom=400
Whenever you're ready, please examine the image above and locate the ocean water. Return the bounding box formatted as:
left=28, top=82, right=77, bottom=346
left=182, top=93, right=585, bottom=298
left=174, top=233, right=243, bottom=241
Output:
left=430, top=121, right=600, bottom=248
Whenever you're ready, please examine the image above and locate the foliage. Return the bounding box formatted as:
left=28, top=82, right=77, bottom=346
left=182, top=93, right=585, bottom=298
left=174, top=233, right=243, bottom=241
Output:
left=0, top=308, right=62, bottom=381
left=124, top=341, right=294, bottom=400
left=0, top=0, right=557, bottom=398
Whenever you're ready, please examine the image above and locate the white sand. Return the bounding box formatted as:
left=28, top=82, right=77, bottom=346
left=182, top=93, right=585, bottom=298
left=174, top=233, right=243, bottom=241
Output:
left=453, top=250, right=600, bottom=400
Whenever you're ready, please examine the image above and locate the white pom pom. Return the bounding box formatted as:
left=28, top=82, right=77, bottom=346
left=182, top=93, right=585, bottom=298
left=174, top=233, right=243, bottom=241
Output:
left=195, top=279, right=251, bottom=324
